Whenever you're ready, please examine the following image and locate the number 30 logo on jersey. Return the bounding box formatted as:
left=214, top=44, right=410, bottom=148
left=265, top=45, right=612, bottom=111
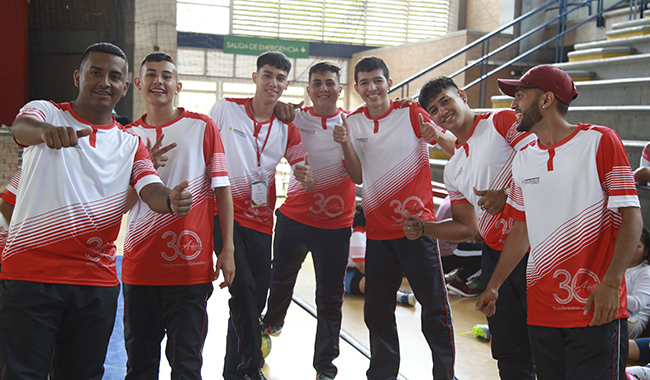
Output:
left=85, top=237, right=116, bottom=262
left=310, top=193, right=345, bottom=218
left=390, top=196, right=425, bottom=222
left=161, top=230, right=203, bottom=261
left=552, top=268, right=600, bottom=304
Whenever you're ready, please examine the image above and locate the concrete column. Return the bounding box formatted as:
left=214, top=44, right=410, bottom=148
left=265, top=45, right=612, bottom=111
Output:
left=131, top=0, right=177, bottom=120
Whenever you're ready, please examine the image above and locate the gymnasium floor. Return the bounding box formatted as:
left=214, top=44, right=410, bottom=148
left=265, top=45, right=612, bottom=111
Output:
left=103, top=245, right=499, bottom=379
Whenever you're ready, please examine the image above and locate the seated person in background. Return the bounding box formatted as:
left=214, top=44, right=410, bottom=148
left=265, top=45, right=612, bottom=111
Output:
left=344, top=205, right=415, bottom=306
left=436, top=196, right=484, bottom=297
left=627, top=226, right=650, bottom=338
left=625, top=336, right=650, bottom=379
left=634, top=142, right=650, bottom=184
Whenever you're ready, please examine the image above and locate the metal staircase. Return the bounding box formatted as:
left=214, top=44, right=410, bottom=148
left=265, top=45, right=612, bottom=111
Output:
left=409, top=0, right=650, bottom=220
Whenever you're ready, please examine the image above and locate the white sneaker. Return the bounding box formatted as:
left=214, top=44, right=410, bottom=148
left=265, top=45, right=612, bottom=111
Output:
left=627, top=366, right=650, bottom=380
left=396, top=290, right=416, bottom=306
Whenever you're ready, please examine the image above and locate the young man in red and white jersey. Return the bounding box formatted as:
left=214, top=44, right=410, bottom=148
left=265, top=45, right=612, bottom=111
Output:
left=260, top=61, right=356, bottom=380
left=0, top=42, right=193, bottom=380
left=475, top=65, right=643, bottom=380
left=122, top=52, right=235, bottom=379
left=333, top=56, right=457, bottom=380
left=208, top=50, right=313, bottom=380
left=402, top=76, right=536, bottom=380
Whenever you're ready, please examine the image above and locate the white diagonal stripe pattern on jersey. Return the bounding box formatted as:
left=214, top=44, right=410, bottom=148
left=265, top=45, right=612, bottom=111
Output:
left=229, top=171, right=275, bottom=200
left=477, top=149, right=518, bottom=238
left=124, top=175, right=209, bottom=253
left=211, top=152, right=227, bottom=173
left=362, top=144, right=428, bottom=215
left=4, top=191, right=128, bottom=260
left=526, top=198, right=610, bottom=288
left=132, top=159, right=157, bottom=183
left=606, top=166, right=636, bottom=191
left=286, top=164, right=350, bottom=194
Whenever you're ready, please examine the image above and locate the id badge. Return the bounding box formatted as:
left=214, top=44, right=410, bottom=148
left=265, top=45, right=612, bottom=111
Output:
left=251, top=180, right=268, bottom=208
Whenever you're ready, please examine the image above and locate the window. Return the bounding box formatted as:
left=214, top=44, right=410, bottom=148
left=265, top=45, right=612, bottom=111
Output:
left=178, top=0, right=450, bottom=47
left=177, top=0, right=231, bottom=35
left=231, top=0, right=450, bottom=46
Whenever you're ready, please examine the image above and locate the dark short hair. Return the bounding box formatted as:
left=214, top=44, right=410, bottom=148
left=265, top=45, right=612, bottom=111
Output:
left=309, top=61, right=341, bottom=82
left=555, top=98, right=569, bottom=116
left=354, top=56, right=389, bottom=84
left=140, top=52, right=175, bottom=68
left=257, top=51, right=291, bottom=74
left=530, top=88, right=569, bottom=116
left=419, top=76, right=459, bottom=110
left=641, top=226, right=650, bottom=265
left=80, top=42, right=128, bottom=71
left=352, top=204, right=365, bottom=228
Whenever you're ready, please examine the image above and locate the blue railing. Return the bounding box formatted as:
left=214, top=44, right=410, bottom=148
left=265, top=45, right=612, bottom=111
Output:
left=389, top=0, right=641, bottom=108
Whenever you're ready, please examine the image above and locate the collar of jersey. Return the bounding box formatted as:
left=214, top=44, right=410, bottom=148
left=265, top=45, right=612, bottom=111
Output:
left=307, top=106, right=342, bottom=120
left=361, top=100, right=397, bottom=122
left=535, top=122, right=585, bottom=151
left=63, top=102, right=117, bottom=130
left=454, top=112, right=491, bottom=155
left=136, top=108, right=187, bottom=129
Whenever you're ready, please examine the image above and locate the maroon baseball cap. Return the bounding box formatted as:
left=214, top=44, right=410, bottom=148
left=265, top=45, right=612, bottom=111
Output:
left=498, top=65, right=579, bottom=105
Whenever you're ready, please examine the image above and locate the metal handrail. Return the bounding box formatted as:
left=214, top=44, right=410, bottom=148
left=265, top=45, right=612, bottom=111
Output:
left=388, top=0, right=642, bottom=106
left=388, top=0, right=561, bottom=97
left=463, top=0, right=627, bottom=92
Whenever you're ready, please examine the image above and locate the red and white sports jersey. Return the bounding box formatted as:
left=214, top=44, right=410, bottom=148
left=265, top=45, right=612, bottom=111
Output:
left=0, top=170, right=21, bottom=263
left=2, top=100, right=162, bottom=287
left=279, top=107, right=355, bottom=229
left=444, top=110, right=535, bottom=251
left=122, top=109, right=230, bottom=286
left=208, top=97, right=305, bottom=235
left=505, top=123, right=640, bottom=328
left=347, top=101, right=442, bottom=240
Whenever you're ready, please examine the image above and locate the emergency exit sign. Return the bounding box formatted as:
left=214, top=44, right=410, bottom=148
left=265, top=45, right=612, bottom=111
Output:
left=224, top=36, right=309, bottom=58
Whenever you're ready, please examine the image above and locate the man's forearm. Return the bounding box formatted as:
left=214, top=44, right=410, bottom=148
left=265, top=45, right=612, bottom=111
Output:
left=12, top=116, right=49, bottom=146
left=139, top=183, right=172, bottom=214
left=602, top=206, right=643, bottom=286
left=484, top=220, right=530, bottom=290
left=214, top=186, right=235, bottom=251
left=423, top=219, right=477, bottom=242
left=436, top=132, right=456, bottom=156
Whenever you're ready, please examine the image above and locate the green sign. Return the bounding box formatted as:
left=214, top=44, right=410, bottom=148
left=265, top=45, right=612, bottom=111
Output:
left=223, top=36, right=309, bottom=58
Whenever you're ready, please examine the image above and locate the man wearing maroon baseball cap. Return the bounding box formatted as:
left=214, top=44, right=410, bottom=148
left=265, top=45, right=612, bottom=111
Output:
left=477, top=64, right=643, bottom=380
left=497, top=65, right=578, bottom=106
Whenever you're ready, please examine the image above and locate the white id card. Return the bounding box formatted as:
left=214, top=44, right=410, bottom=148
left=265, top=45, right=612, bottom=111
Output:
left=251, top=180, right=268, bottom=208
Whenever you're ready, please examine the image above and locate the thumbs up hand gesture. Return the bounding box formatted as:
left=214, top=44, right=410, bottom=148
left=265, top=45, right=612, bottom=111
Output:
left=294, top=153, right=317, bottom=191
